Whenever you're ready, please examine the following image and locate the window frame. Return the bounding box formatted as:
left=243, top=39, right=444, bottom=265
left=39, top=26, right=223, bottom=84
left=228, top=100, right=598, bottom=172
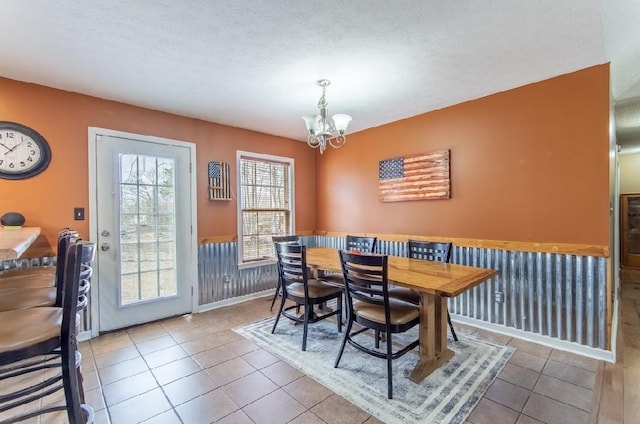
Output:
left=236, top=150, right=295, bottom=268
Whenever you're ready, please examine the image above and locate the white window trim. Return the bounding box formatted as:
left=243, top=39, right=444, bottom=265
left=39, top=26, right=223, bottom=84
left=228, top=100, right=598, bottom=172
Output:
left=236, top=150, right=295, bottom=269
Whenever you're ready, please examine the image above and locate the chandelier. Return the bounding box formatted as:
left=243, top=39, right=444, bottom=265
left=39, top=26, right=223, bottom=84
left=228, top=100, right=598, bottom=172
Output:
left=301, top=79, right=352, bottom=154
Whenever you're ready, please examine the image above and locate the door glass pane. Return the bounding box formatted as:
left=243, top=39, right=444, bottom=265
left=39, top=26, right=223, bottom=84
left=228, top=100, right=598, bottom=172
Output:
left=119, top=153, right=178, bottom=306
left=628, top=197, right=640, bottom=254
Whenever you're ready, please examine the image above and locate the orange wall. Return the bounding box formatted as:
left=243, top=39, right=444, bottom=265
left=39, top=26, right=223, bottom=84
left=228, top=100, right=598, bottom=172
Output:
left=316, top=65, right=611, bottom=245
left=0, top=78, right=317, bottom=247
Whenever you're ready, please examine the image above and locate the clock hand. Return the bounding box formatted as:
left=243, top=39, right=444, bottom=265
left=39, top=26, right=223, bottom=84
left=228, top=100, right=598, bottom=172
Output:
left=4, top=140, right=25, bottom=154
left=0, top=142, right=11, bottom=152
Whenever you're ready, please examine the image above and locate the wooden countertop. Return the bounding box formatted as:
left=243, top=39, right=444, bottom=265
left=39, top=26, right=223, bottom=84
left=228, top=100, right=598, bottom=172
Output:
left=0, top=227, right=41, bottom=261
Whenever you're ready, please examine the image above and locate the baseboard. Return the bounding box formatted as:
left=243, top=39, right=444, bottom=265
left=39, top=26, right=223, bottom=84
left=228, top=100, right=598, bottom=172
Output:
left=452, top=314, right=615, bottom=363
left=195, top=290, right=273, bottom=313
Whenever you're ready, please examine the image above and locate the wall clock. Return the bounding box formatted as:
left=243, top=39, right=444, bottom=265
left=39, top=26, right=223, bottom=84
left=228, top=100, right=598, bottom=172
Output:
left=0, top=121, right=51, bottom=180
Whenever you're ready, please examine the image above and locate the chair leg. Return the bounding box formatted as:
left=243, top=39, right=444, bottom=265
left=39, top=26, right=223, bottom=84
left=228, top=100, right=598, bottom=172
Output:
left=386, top=332, right=393, bottom=399
left=447, top=312, right=458, bottom=342
left=302, top=304, right=310, bottom=351
left=62, top=346, right=84, bottom=424
left=336, top=293, right=343, bottom=332
left=375, top=330, right=380, bottom=348
left=269, top=278, right=281, bottom=311
left=75, top=351, right=85, bottom=404
left=334, top=318, right=353, bottom=368
left=271, top=293, right=286, bottom=334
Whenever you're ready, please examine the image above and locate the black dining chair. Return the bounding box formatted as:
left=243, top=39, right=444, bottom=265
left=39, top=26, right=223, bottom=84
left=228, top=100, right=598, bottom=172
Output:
left=321, top=235, right=377, bottom=286
left=388, top=240, right=458, bottom=341
left=0, top=239, right=96, bottom=423
left=270, top=234, right=302, bottom=310
left=335, top=250, right=419, bottom=399
left=272, top=243, right=343, bottom=351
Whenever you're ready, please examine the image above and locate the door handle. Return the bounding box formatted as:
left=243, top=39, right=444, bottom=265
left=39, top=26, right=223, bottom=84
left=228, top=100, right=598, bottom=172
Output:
left=101, top=243, right=110, bottom=251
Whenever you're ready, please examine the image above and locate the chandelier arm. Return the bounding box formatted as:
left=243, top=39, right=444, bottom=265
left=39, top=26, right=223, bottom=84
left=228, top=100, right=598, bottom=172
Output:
left=328, top=135, right=347, bottom=149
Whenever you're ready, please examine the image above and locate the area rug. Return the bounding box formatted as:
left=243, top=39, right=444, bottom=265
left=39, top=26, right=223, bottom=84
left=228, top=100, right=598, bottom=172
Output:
left=234, top=314, right=514, bottom=424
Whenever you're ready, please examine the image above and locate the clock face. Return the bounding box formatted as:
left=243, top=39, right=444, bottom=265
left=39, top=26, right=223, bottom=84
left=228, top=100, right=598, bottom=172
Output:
left=0, top=122, right=51, bottom=180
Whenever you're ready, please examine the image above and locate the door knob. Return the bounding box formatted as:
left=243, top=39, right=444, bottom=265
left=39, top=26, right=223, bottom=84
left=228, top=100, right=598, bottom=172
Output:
left=101, top=243, right=110, bottom=251
left=101, top=230, right=110, bottom=237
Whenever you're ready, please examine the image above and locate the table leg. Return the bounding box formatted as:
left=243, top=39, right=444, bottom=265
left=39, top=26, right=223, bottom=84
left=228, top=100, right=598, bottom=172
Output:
left=409, top=293, right=455, bottom=383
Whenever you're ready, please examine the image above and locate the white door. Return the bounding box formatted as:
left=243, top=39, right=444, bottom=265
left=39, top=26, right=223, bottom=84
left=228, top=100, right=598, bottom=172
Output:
left=95, top=134, right=194, bottom=332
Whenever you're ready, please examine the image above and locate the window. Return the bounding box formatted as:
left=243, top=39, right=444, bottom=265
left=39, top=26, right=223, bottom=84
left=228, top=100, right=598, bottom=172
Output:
left=237, top=151, right=294, bottom=266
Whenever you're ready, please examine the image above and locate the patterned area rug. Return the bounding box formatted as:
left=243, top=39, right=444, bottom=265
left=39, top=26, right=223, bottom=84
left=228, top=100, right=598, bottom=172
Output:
left=234, top=313, right=514, bottom=424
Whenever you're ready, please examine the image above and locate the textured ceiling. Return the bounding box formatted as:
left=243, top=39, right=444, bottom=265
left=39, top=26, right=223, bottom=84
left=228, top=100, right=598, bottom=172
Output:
left=1, top=1, right=639, bottom=146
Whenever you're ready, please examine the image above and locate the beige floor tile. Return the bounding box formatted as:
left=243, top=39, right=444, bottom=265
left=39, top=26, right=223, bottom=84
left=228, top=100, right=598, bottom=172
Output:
left=508, top=350, right=547, bottom=373
left=163, top=370, right=219, bottom=406
left=83, top=369, right=101, bottom=391
left=549, top=349, right=600, bottom=373
left=214, top=409, right=254, bottom=423
left=191, top=344, right=239, bottom=369
left=84, top=386, right=106, bottom=412
left=98, top=356, right=149, bottom=385
left=151, top=356, right=203, bottom=385
left=288, top=411, right=328, bottom=424
left=93, top=344, right=140, bottom=369
left=206, top=357, right=256, bottom=386
left=243, top=388, right=307, bottom=424
left=484, top=378, right=531, bottom=412
left=92, top=407, right=111, bottom=424
left=523, top=392, right=590, bottom=424
left=102, top=370, right=159, bottom=406
left=135, top=334, right=177, bottom=355
left=466, top=398, right=519, bottom=424
left=174, top=388, right=239, bottom=423
left=107, top=388, right=172, bottom=423
left=497, top=363, right=540, bottom=390
left=180, top=333, right=230, bottom=355
left=140, top=409, right=182, bottom=423
left=225, top=337, right=261, bottom=355
left=90, top=331, right=134, bottom=356
left=473, top=329, right=513, bottom=345
left=261, top=360, right=305, bottom=386
left=311, top=394, right=371, bottom=424
left=127, top=322, right=168, bottom=343
left=516, top=414, right=544, bottom=424
left=533, top=374, right=593, bottom=412
left=507, top=338, right=552, bottom=359
left=222, top=371, right=279, bottom=407
left=143, top=344, right=189, bottom=368
left=242, top=348, right=280, bottom=369
left=283, top=376, right=333, bottom=409
left=542, top=359, right=597, bottom=389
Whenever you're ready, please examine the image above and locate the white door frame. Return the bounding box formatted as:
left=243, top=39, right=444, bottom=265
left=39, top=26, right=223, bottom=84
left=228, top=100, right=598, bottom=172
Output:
left=87, top=127, right=198, bottom=337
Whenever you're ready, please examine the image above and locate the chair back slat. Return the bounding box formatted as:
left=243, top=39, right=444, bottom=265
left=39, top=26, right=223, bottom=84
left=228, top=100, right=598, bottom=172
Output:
left=340, top=251, right=389, bottom=309
left=408, top=240, right=452, bottom=263
left=276, top=243, right=309, bottom=295
left=345, top=235, right=377, bottom=253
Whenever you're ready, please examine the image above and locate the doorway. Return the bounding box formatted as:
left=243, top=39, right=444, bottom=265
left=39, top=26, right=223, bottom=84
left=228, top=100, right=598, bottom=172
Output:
left=89, top=128, right=197, bottom=334
left=621, top=193, right=640, bottom=268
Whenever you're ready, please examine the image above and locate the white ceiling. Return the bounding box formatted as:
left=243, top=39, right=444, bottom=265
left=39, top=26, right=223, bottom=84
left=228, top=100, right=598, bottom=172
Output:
left=1, top=1, right=639, bottom=145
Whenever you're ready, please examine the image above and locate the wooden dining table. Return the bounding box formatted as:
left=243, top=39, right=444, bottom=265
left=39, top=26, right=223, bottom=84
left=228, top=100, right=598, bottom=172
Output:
left=0, top=227, right=41, bottom=261
left=305, top=247, right=498, bottom=383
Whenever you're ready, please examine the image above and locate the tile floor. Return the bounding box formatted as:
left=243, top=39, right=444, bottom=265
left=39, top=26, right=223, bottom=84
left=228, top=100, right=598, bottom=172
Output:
left=4, top=273, right=639, bottom=423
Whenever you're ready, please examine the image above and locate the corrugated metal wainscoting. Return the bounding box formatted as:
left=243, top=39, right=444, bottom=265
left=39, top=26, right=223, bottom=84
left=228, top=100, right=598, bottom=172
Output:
left=314, top=236, right=608, bottom=350
left=197, top=235, right=608, bottom=350
left=197, top=236, right=316, bottom=306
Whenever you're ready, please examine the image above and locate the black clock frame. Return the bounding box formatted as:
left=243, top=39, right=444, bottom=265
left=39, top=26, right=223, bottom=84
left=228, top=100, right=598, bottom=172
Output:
left=0, top=121, right=52, bottom=180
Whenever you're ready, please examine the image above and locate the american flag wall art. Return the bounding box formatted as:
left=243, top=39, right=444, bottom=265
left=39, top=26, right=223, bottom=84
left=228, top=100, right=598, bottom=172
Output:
left=378, top=149, right=450, bottom=202
left=208, top=161, right=231, bottom=200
